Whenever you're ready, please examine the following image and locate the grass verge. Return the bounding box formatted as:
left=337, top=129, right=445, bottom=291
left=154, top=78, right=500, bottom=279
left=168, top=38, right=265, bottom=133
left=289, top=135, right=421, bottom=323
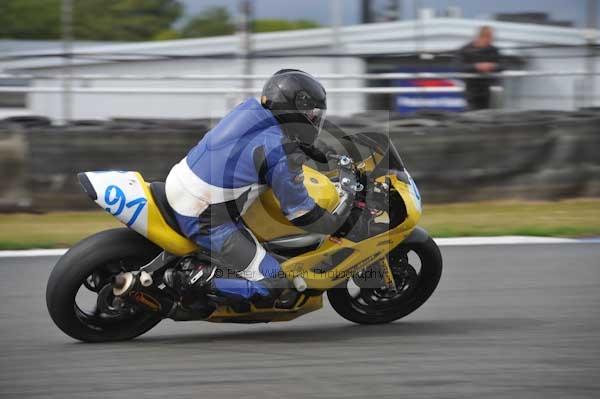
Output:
left=0, top=199, right=599, bottom=250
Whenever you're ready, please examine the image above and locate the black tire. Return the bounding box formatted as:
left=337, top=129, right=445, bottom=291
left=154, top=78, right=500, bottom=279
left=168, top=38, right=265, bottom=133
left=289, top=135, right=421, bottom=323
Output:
left=327, top=236, right=442, bottom=324
left=46, top=228, right=163, bottom=342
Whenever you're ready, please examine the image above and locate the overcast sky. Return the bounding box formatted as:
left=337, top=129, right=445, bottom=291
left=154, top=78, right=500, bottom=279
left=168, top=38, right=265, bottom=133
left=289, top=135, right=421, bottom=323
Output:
left=181, top=0, right=594, bottom=27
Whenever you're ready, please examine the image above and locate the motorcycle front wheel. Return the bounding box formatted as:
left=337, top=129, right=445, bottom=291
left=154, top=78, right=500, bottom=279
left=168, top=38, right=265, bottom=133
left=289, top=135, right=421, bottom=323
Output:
left=327, top=236, right=442, bottom=324
left=46, top=228, right=163, bottom=342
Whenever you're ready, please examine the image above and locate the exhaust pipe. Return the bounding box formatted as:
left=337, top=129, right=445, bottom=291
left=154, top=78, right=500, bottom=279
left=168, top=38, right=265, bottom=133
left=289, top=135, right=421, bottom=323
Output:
left=112, top=271, right=212, bottom=321
left=112, top=271, right=153, bottom=296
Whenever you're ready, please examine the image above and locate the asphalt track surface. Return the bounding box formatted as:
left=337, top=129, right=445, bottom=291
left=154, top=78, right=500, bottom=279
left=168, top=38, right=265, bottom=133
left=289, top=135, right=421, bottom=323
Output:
left=1, top=243, right=599, bottom=399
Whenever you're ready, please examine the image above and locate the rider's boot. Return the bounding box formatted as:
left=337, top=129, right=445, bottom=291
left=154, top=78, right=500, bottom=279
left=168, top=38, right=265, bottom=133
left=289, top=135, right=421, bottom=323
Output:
left=210, top=275, right=300, bottom=310
left=249, top=278, right=300, bottom=310
left=165, top=258, right=300, bottom=311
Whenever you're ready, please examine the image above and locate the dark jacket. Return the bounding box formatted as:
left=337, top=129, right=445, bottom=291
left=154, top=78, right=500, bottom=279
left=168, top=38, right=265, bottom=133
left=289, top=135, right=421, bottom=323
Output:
left=457, top=42, right=503, bottom=98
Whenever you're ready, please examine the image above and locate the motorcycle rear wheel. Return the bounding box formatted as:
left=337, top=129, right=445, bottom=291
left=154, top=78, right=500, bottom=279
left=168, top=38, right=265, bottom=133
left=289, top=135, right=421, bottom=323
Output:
left=46, top=228, right=163, bottom=342
left=327, top=236, right=442, bottom=324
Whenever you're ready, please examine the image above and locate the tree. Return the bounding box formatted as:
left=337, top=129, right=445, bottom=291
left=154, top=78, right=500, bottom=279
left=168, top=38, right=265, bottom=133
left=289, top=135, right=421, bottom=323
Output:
left=0, top=0, right=62, bottom=39
left=252, top=19, right=320, bottom=33
left=153, top=29, right=181, bottom=41
left=180, top=7, right=321, bottom=38
left=0, top=1, right=322, bottom=42
left=0, top=0, right=182, bottom=41
left=74, top=0, right=182, bottom=41
left=180, top=7, right=235, bottom=38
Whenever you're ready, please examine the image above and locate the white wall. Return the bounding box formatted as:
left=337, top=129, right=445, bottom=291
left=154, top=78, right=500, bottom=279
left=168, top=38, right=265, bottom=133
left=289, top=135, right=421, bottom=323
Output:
left=504, top=47, right=600, bottom=110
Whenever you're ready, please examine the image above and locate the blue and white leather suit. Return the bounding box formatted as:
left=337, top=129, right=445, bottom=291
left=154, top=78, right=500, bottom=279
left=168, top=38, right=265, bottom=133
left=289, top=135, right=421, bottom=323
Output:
left=165, top=98, right=316, bottom=301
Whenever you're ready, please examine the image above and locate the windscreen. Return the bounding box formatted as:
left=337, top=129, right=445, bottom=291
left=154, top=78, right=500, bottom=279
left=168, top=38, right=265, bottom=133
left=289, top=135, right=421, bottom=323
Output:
left=319, top=119, right=406, bottom=176
left=341, top=132, right=406, bottom=175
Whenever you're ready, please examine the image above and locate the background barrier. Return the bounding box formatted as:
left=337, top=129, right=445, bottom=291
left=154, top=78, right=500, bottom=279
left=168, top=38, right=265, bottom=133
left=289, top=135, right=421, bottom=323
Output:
left=1, top=109, right=599, bottom=211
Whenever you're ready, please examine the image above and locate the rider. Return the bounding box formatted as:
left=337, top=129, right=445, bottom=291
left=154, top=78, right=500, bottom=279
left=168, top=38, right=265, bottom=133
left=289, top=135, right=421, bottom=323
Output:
left=165, top=69, right=349, bottom=308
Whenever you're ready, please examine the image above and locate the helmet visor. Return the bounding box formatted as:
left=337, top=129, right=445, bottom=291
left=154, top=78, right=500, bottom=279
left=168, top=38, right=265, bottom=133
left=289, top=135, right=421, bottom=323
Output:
left=303, top=107, right=326, bottom=138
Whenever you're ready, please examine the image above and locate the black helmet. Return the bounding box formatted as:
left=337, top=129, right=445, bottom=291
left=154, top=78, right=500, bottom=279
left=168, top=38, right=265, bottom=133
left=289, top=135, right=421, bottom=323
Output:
left=261, top=69, right=327, bottom=146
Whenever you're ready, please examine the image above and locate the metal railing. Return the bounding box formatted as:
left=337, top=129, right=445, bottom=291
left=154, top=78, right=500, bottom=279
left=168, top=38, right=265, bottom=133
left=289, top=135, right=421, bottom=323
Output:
left=0, top=86, right=464, bottom=94
left=1, top=70, right=599, bottom=81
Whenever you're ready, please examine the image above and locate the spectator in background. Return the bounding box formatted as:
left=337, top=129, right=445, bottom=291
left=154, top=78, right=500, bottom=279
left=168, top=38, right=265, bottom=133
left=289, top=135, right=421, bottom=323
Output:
left=458, top=26, right=503, bottom=110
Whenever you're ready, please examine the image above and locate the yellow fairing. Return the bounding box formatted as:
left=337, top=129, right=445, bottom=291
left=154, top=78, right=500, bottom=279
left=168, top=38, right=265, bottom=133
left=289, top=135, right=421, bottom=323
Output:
left=136, top=174, right=198, bottom=256
left=242, top=165, right=340, bottom=241
left=387, top=174, right=422, bottom=230
left=207, top=295, right=323, bottom=323
left=279, top=174, right=422, bottom=291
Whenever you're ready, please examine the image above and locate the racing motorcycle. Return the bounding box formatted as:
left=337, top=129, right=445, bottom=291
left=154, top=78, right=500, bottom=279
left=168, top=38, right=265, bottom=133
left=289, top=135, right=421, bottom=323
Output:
left=46, top=130, right=442, bottom=342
